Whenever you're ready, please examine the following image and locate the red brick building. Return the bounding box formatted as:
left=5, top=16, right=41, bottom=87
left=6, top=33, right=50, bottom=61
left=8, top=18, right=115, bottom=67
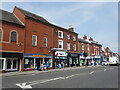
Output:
left=13, top=6, right=79, bottom=70
left=0, top=9, right=25, bottom=72
left=78, top=35, right=102, bottom=65
left=0, top=6, right=79, bottom=72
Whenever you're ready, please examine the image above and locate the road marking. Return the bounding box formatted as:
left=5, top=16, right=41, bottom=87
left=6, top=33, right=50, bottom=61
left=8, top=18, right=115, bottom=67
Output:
left=104, top=69, right=106, bottom=71
left=16, top=83, right=32, bottom=89
left=16, top=67, right=115, bottom=89
left=66, top=75, right=75, bottom=79
left=90, top=71, right=94, bottom=74
left=106, top=68, right=114, bottom=70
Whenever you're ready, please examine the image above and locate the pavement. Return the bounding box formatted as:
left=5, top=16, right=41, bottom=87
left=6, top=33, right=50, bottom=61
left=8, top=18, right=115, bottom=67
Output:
left=0, top=66, right=98, bottom=77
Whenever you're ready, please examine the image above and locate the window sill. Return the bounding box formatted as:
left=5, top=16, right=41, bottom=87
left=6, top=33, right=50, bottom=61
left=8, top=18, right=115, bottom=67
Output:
left=32, top=46, right=37, bottom=47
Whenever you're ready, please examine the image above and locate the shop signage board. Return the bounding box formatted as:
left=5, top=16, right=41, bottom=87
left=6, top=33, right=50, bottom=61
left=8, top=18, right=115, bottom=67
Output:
left=32, top=55, right=46, bottom=57
left=55, top=51, right=68, bottom=57
left=69, top=53, right=78, bottom=57
left=55, top=56, right=67, bottom=59
left=24, top=53, right=52, bottom=58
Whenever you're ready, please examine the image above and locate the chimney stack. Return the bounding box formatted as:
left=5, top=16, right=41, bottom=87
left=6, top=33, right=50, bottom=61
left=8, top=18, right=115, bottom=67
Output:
left=89, top=37, right=93, bottom=41
left=68, top=25, right=74, bottom=32
left=83, top=35, right=87, bottom=40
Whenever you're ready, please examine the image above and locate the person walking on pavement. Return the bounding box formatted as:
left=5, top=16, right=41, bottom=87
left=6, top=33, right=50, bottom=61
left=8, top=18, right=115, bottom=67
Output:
left=46, top=61, right=49, bottom=70
left=80, top=59, right=83, bottom=66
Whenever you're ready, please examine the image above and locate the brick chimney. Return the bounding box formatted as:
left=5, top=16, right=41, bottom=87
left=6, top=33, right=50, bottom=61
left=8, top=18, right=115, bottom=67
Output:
left=68, top=25, right=74, bottom=32
left=83, top=35, right=87, bottom=40
left=89, top=37, right=93, bottom=41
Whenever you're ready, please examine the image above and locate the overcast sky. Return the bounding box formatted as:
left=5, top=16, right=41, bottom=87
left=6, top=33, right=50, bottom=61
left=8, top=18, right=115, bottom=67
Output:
left=1, top=2, right=118, bottom=53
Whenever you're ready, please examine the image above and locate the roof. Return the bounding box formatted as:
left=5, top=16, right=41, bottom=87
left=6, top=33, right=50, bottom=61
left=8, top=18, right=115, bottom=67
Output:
left=15, top=6, right=50, bottom=24
left=15, top=6, right=78, bottom=34
left=0, top=9, right=24, bottom=26
left=91, top=41, right=102, bottom=46
left=78, top=38, right=90, bottom=44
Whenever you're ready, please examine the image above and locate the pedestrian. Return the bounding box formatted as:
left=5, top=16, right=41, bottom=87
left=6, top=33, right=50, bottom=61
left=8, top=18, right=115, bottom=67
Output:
left=80, top=59, right=83, bottom=66
left=46, top=61, right=49, bottom=70
left=43, top=63, right=46, bottom=70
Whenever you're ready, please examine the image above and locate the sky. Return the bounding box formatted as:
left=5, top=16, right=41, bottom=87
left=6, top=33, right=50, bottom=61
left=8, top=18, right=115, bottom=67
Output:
left=1, top=1, right=118, bottom=53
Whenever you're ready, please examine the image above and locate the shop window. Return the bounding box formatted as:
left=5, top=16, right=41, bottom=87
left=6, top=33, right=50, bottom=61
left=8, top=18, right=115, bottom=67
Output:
left=0, top=59, right=4, bottom=70
left=24, top=58, right=34, bottom=69
left=0, top=29, right=2, bottom=41
left=58, top=31, right=63, bottom=38
left=67, top=42, right=70, bottom=50
left=13, top=60, right=17, bottom=69
left=7, top=59, right=11, bottom=69
left=58, top=40, right=63, bottom=49
left=11, top=31, right=17, bottom=42
left=32, top=35, right=37, bottom=46
left=43, top=37, right=47, bottom=47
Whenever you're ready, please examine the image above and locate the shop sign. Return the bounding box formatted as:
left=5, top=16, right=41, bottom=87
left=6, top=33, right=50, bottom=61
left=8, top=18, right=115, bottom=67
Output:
left=69, top=53, right=78, bottom=57
left=55, top=51, right=68, bottom=57
left=32, top=55, right=46, bottom=57
left=24, top=53, right=52, bottom=58
left=55, top=56, right=67, bottom=59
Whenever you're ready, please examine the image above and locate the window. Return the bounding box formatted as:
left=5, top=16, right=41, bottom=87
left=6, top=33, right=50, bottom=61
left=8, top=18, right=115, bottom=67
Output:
left=73, top=36, right=76, bottom=41
left=32, top=35, right=37, bottom=46
left=24, top=58, right=34, bottom=69
left=58, top=40, right=63, bottom=49
left=67, top=34, right=70, bottom=40
left=0, top=59, right=4, bottom=70
left=11, top=31, right=17, bottom=42
left=73, top=43, right=76, bottom=51
left=0, top=30, right=1, bottom=41
left=87, top=44, right=90, bottom=51
left=67, top=42, right=70, bottom=50
left=58, top=31, right=63, bottom=38
left=82, top=43, right=84, bottom=50
left=43, top=37, right=47, bottom=47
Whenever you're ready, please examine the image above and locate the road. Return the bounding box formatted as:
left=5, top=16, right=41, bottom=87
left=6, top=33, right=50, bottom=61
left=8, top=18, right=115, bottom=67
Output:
left=1, top=66, right=119, bottom=89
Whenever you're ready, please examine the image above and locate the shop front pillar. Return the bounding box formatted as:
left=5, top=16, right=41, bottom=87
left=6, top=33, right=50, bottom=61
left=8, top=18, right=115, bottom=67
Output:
left=20, top=57, right=24, bottom=71
left=3, top=58, right=6, bottom=71
left=34, top=58, right=36, bottom=68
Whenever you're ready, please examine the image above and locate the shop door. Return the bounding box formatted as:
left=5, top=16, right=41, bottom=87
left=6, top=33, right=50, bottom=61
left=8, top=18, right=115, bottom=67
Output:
left=6, top=58, right=18, bottom=71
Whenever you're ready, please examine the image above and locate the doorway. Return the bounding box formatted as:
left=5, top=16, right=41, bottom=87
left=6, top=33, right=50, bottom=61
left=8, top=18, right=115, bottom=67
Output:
left=6, top=58, right=18, bottom=71
left=36, top=58, right=43, bottom=70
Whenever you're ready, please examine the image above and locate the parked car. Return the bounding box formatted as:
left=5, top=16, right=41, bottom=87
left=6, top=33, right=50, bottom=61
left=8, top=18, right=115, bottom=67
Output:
left=109, top=57, right=120, bottom=66
left=102, top=61, right=109, bottom=66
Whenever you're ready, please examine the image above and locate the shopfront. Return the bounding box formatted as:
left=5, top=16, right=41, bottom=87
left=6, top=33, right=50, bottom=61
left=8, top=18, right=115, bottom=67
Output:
left=93, top=55, right=101, bottom=65
left=54, top=51, right=68, bottom=68
left=68, top=53, right=79, bottom=67
left=0, top=52, right=23, bottom=72
left=24, top=53, right=52, bottom=71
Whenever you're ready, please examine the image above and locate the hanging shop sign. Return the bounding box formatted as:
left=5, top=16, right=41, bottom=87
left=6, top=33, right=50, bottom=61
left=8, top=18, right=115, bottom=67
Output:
left=55, top=51, right=68, bottom=57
